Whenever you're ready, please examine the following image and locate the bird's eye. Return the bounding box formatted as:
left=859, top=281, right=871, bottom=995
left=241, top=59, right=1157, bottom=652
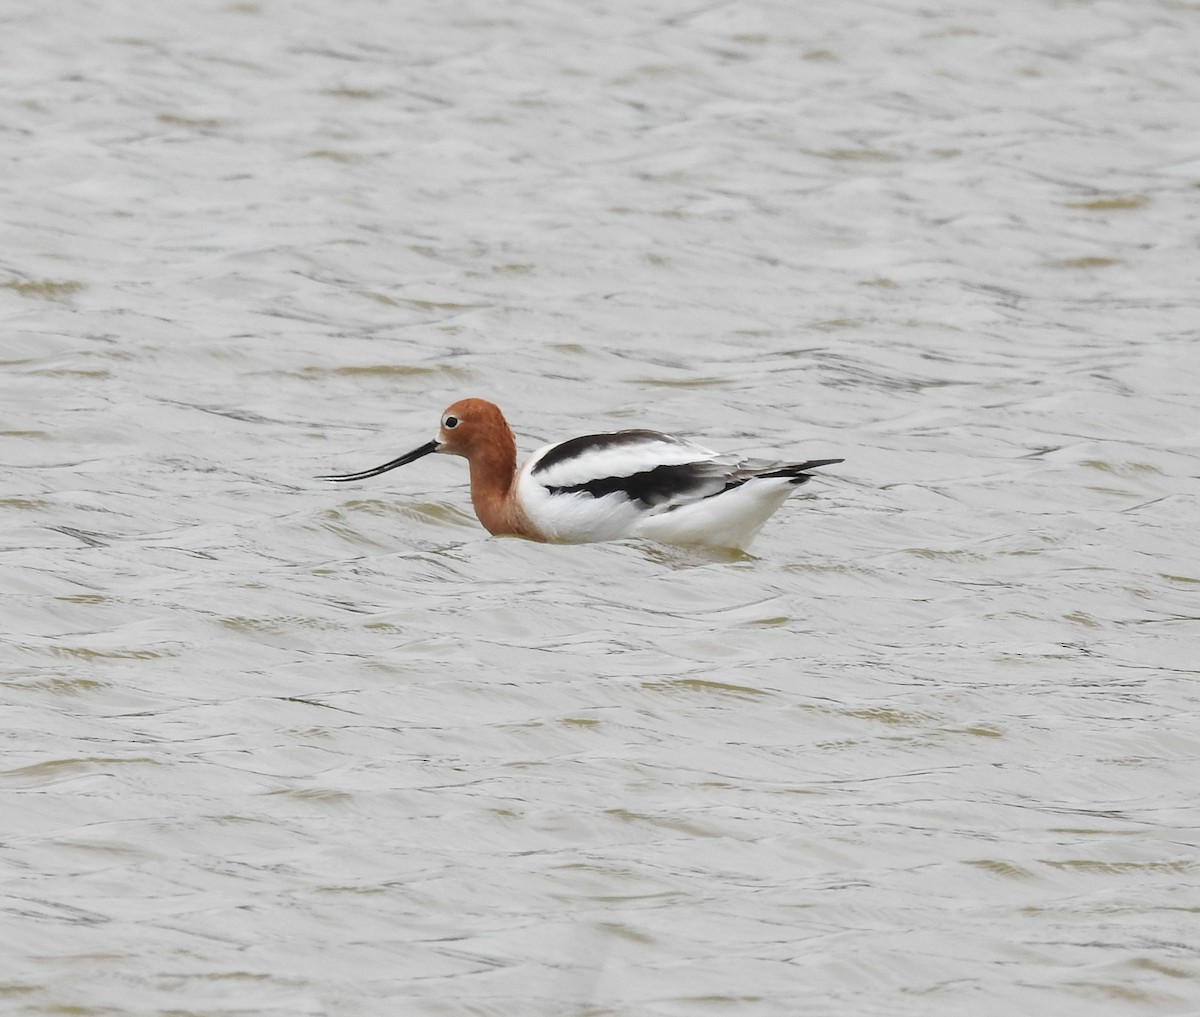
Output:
left=443, top=415, right=459, bottom=429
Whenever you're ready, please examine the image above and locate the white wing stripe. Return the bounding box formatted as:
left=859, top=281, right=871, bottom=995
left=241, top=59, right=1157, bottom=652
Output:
left=528, top=435, right=719, bottom=489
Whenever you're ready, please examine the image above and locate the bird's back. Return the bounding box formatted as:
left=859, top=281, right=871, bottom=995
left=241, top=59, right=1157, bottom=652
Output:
left=515, top=428, right=838, bottom=547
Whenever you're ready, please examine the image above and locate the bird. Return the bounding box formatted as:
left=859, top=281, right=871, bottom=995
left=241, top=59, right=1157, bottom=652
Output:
left=318, top=398, right=843, bottom=550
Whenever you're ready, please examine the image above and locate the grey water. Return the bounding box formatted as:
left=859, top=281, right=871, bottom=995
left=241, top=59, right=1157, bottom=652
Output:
left=2, top=1, right=1199, bottom=1014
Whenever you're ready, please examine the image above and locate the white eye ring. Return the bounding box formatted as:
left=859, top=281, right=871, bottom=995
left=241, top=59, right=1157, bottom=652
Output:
left=442, top=415, right=459, bottom=429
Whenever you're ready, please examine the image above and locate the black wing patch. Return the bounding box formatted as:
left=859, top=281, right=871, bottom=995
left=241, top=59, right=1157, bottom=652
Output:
left=545, top=461, right=724, bottom=507
left=545, top=458, right=845, bottom=507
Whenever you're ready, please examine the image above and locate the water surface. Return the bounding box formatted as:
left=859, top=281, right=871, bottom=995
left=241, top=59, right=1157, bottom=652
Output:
left=2, top=1, right=1199, bottom=1014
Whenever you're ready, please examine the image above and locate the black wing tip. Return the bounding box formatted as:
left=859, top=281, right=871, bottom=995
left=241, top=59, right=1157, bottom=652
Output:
left=771, top=457, right=844, bottom=473
left=760, top=458, right=845, bottom=483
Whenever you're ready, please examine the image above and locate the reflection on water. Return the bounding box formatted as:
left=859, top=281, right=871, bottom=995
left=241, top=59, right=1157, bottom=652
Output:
left=3, top=0, right=1199, bottom=1014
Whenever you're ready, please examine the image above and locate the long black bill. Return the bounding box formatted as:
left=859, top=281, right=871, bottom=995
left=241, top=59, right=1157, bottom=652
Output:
left=317, top=440, right=440, bottom=482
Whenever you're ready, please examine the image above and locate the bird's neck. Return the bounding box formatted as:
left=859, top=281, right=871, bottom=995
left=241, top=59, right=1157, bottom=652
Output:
left=466, top=431, right=537, bottom=539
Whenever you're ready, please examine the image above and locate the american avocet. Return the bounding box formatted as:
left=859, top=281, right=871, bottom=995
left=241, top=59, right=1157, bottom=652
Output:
left=319, top=398, right=842, bottom=550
